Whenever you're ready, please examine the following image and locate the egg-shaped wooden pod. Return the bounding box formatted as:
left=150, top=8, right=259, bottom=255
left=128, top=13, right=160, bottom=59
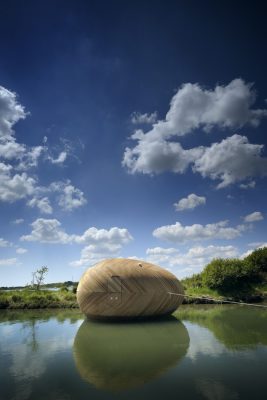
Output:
left=77, top=258, right=184, bottom=319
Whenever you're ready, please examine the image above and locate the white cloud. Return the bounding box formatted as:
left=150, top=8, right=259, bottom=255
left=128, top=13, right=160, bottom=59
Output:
left=73, top=226, right=133, bottom=246
left=70, top=227, right=133, bottom=266
left=0, top=139, right=26, bottom=160
left=20, top=219, right=71, bottom=244
left=0, top=163, right=36, bottom=202
left=123, top=79, right=267, bottom=188
left=0, top=85, right=85, bottom=215
left=27, top=197, right=53, bottom=214
left=0, top=238, right=11, bottom=247
left=153, top=220, right=244, bottom=243
left=130, top=79, right=267, bottom=140
left=12, top=218, right=24, bottom=225
left=0, top=86, right=27, bottom=140
left=20, top=218, right=133, bottom=267
left=174, top=193, right=206, bottom=211
left=47, top=151, right=67, bottom=164
left=70, top=244, right=120, bottom=267
left=240, top=181, right=256, bottom=189
left=52, top=181, right=87, bottom=211
left=146, top=245, right=239, bottom=277
left=20, top=219, right=133, bottom=265
left=0, top=258, right=18, bottom=266
left=243, top=211, right=264, bottom=223
left=0, top=162, right=86, bottom=213
left=16, top=247, right=28, bottom=254
left=123, top=136, right=202, bottom=174
left=123, top=134, right=267, bottom=188
left=131, top=111, right=158, bottom=125
left=193, top=134, right=267, bottom=188
left=16, top=146, right=44, bottom=170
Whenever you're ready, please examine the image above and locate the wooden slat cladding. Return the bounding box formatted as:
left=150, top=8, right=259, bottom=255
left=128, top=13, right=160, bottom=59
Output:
left=108, top=276, right=122, bottom=292
left=77, top=258, right=184, bottom=320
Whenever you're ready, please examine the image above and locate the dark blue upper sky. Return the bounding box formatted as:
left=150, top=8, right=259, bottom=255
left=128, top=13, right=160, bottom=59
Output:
left=1, top=0, right=267, bottom=285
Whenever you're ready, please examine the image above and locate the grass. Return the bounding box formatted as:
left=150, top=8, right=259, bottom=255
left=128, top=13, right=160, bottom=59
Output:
left=182, top=280, right=267, bottom=303
left=0, top=288, right=78, bottom=309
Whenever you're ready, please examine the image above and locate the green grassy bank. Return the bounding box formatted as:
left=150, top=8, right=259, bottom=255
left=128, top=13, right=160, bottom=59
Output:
left=0, top=288, right=78, bottom=309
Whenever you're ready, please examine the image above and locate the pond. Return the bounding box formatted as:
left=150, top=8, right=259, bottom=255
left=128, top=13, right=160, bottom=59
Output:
left=0, top=305, right=267, bottom=399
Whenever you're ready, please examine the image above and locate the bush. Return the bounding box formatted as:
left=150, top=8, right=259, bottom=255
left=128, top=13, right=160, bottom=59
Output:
left=182, top=273, right=203, bottom=288
left=202, top=258, right=251, bottom=291
left=60, top=286, right=69, bottom=292
left=63, top=292, right=76, bottom=301
left=11, top=294, right=22, bottom=303
left=244, top=247, right=267, bottom=275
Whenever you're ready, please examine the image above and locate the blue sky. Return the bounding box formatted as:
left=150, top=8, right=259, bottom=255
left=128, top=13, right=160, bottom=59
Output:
left=1, top=0, right=267, bottom=286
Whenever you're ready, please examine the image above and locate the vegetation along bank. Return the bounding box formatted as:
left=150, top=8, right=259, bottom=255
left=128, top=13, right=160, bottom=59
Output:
left=0, top=247, right=267, bottom=309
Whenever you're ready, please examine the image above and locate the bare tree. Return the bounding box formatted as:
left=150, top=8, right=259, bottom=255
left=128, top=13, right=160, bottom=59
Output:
left=31, top=266, right=48, bottom=290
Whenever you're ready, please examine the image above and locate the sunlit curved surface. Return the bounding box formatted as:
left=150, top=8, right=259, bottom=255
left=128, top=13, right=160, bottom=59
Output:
left=77, top=258, right=184, bottom=319
left=73, top=317, right=189, bottom=391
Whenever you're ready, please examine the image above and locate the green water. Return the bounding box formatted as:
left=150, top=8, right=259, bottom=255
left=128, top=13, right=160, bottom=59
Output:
left=0, top=305, right=267, bottom=399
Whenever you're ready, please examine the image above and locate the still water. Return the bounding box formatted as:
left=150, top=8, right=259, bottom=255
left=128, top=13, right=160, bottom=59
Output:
left=0, top=305, right=267, bottom=400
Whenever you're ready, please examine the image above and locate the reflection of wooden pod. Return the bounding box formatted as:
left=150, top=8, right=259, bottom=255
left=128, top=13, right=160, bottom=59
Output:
left=77, top=258, right=184, bottom=319
left=73, top=318, right=189, bottom=391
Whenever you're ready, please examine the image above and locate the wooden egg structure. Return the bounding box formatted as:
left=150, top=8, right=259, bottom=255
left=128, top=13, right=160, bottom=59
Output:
left=77, top=258, right=184, bottom=319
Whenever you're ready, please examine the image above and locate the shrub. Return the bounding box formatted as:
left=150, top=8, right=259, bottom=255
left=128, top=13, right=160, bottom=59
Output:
left=244, top=247, right=267, bottom=275
left=0, top=297, right=9, bottom=308
left=202, top=258, right=251, bottom=291
left=11, top=294, right=22, bottom=303
left=60, top=286, right=69, bottom=292
left=182, top=273, right=203, bottom=288
left=63, top=292, right=76, bottom=301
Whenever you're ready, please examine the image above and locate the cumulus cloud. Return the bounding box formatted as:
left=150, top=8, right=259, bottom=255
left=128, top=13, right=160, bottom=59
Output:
left=128, top=79, right=267, bottom=140
left=243, top=211, right=264, bottom=223
left=0, top=163, right=36, bottom=202
left=193, top=134, right=267, bottom=188
left=27, top=197, right=53, bottom=214
left=174, top=193, right=206, bottom=211
left=20, top=219, right=133, bottom=265
left=123, top=133, right=267, bottom=188
left=146, top=245, right=239, bottom=277
left=50, top=181, right=87, bottom=211
left=20, top=219, right=71, bottom=243
left=123, top=136, right=202, bottom=174
left=0, top=84, right=85, bottom=212
left=0, top=258, right=18, bottom=266
left=153, top=220, right=244, bottom=243
left=0, top=139, right=26, bottom=160
left=73, top=226, right=132, bottom=246
left=131, top=111, right=158, bottom=125
left=123, top=79, right=267, bottom=188
left=0, top=86, right=27, bottom=140
left=70, top=227, right=133, bottom=266
left=70, top=243, right=124, bottom=267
